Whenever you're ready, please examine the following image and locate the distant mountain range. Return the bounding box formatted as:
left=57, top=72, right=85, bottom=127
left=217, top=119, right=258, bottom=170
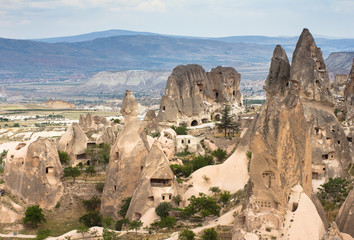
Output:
left=0, top=29, right=353, bottom=83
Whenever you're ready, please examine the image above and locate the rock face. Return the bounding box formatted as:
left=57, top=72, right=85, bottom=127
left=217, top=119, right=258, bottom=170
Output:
left=336, top=189, right=354, bottom=237
left=344, top=59, right=354, bottom=120
left=126, top=141, right=181, bottom=225
left=79, top=113, right=110, bottom=132
left=4, top=138, right=63, bottom=209
left=291, top=30, right=352, bottom=191
left=291, top=29, right=334, bottom=106
left=57, top=123, right=88, bottom=163
left=233, top=44, right=314, bottom=239
left=101, top=90, right=149, bottom=219
left=156, top=64, right=243, bottom=126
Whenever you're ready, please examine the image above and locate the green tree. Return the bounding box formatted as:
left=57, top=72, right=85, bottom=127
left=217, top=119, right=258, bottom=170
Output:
left=63, top=167, right=81, bottom=182
left=82, top=196, right=101, bottom=212
left=79, top=212, right=102, bottom=227
left=102, top=228, right=120, bottom=240
left=212, top=148, right=227, bottom=163
left=317, top=177, right=352, bottom=205
left=216, top=105, right=233, bottom=138
left=178, top=229, right=195, bottom=240
left=58, top=150, right=70, bottom=165
left=155, top=202, right=172, bottom=218
left=171, top=125, right=188, bottom=135
left=182, top=193, right=220, bottom=219
left=172, top=194, right=182, bottom=206
left=85, top=165, right=96, bottom=176
left=115, top=218, right=129, bottom=231
left=209, top=186, right=221, bottom=196
left=118, top=197, right=132, bottom=218
left=129, top=220, right=143, bottom=233
left=158, top=216, right=176, bottom=228
left=77, top=162, right=85, bottom=172
left=201, top=228, right=218, bottom=240
left=219, top=191, right=231, bottom=206
left=23, top=205, right=46, bottom=227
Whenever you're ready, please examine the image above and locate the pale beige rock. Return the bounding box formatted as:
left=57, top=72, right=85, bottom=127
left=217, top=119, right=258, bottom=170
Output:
left=4, top=138, right=63, bottom=209
left=43, top=100, right=75, bottom=109
left=322, top=222, right=344, bottom=240
left=57, top=122, right=88, bottom=162
left=126, top=141, right=182, bottom=226
left=204, top=139, right=218, bottom=152
left=344, top=59, right=354, bottom=120
left=336, top=189, right=354, bottom=238
left=157, top=129, right=176, bottom=160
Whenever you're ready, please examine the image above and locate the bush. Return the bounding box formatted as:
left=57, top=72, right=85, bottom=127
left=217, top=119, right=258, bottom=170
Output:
left=115, top=218, right=130, bottom=231
left=201, top=228, right=218, bottom=240
left=158, top=216, right=176, bottom=228
left=118, top=197, right=132, bottom=218
left=155, top=202, right=172, bottom=218
left=171, top=125, right=188, bottom=135
left=182, top=193, right=220, bottom=219
left=79, top=212, right=102, bottom=227
left=112, top=119, right=121, bottom=124
left=95, top=182, right=105, bottom=193
left=36, top=228, right=51, bottom=240
left=58, top=150, right=70, bottom=165
left=178, top=229, right=195, bottom=240
left=102, top=217, right=115, bottom=229
left=23, top=205, right=46, bottom=227
left=129, top=220, right=143, bottom=233
left=212, top=148, right=227, bottom=163
left=82, top=196, right=101, bottom=212
left=13, top=123, right=20, bottom=127
left=219, top=191, right=231, bottom=205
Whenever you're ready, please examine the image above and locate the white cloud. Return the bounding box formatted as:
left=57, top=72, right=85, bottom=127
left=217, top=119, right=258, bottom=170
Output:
left=137, top=0, right=166, bottom=12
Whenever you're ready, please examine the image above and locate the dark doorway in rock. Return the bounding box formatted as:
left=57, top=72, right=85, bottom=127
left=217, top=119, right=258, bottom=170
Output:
left=191, top=120, right=198, bottom=126
left=215, top=114, right=221, bottom=121
left=292, top=202, right=298, bottom=212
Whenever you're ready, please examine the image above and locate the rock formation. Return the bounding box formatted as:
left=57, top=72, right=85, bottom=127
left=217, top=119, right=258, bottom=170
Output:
left=43, top=100, right=75, bottom=109
left=126, top=141, right=182, bottom=225
left=156, top=64, right=243, bottom=126
left=101, top=90, right=149, bottom=219
left=4, top=138, right=63, bottom=209
left=79, top=113, right=110, bottom=132
left=336, top=189, right=354, bottom=238
left=233, top=44, right=316, bottom=239
left=57, top=122, right=88, bottom=163
left=157, top=128, right=176, bottom=160
left=344, top=59, right=354, bottom=120
left=291, top=29, right=352, bottom=191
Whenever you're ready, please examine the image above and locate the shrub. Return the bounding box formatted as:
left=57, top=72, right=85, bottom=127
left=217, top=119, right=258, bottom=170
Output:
left=182, top=193, right=220, bottom=219
left=201, top=228, right=218, bottom=240
left=155, top=202, right=172, bottom=218
left=55, top=202, right=60, bottom=209
left=82, top=196, right=101, bottom=212
left=102, top=217, right=115, bottom=229
left=115, top=218, right=129, bottom=231
left=118, top=197, right=132, bottom=218
left=58, top=150, right=70, bottom=165
left=212, top=148, right=227, bottom=163
left=219, top=191, right=231, bottom=205
left=209, top=186, right=221, bottom=195
left=171, top=125, right=188, bottom=135
left=85, top=165, right=96, bottom=176
left=63, top=167, right=81, bottom=182
left=23, top=205, right=46, bottom=227
left=102, top=227, right=120, bottom=240
left=112, top=119, right=121, bottom=124
left=178, top=229, right=195, bottom=240
left=13, top=123, right=20, bottom=127
left=79, top=212, right=102, bottom=227
left=172, top=194, right=182, bottom=206
left=158, top=216, right=176, bottom=228
left=129, top=220, right=143, bottom=233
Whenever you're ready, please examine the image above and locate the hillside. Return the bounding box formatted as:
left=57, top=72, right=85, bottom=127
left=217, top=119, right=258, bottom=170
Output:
left=325, top=52, right=354, bottom=78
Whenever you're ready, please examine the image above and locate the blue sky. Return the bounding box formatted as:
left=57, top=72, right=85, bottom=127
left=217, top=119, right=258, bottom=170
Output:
left=0, top=0, right=354, bottom=39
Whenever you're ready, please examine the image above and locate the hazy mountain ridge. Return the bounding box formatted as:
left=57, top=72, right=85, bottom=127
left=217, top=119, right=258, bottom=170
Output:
left=325, top=52, right=354, bottom=77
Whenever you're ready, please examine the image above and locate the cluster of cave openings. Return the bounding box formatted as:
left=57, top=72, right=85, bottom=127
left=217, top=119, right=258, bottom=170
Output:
left=255, top=200, right=271, bottom=208
left=150, top=178, right=172, bottom=187
left=45, top=167, right=54, bottom=175
left=262, top=171, right=275, bottom=188
left=162, top=193, right=172, bottom=201
left=191, top=120, right=198, bottom=126
left=322, top=152, right=335, bottom=160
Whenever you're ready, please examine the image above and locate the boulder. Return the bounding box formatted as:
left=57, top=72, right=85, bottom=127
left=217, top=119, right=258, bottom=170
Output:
left=4, top=138, right=63, bottom=209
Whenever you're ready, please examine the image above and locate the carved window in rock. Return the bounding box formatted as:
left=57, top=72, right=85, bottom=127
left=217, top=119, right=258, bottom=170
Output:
left=188, top=140, right=191, bottom=144
left=215, top=91, right=219, bottom=100
left=312, top=172, right=319, bottom=180
left=181, top=140, right=184, bottom=144
left=214, top=114, right=221, bottom=121
left=191, top=120, right=198, bottom=126
left=76, top=153, right=86, bottom=160
left=115, top=152, right=119, bottom=160
left=202, top=118, right=208, bottom=124
left=328, top=152, right=335, bottom=160
left=292, top=202, right=298, bottom=212
left=322, top=154, right=329, bottom=160
left=347, top=137, right=352, bottom=143
left=162, top=193, right=172, bottom=202
left=148, top=196, right=154, bottom=201
left=87, top=142, right=96, bottom=148
left=46, top=167, right=54, bottom=175
left=255, top=200, right=272, bottom=208
left=162, top=106, right=166, bottom=112
left=262, top=171, right=275, bottom=188
left=150, top=178, right=172, bottom=187
left=197, top=83, right=204, bottom=93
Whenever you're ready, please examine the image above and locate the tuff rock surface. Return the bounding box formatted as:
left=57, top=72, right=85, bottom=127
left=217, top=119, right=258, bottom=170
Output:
left=344, top=59, right=354, bottom=120
left=100, top=90, right=149, bottom=219
left=336, top=189, right=354, bottom=238
left=4, top=138, right=63, bottom=209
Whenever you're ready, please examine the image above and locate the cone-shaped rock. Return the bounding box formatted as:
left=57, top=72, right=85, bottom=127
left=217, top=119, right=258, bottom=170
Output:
left=101, top=90, right=149, bottom=219
left=126, top=141, right=181, bottom=225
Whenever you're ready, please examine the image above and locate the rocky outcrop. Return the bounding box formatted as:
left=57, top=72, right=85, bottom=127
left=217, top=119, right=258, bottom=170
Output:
left=79, top=113, right=110, bottom=132
left=95, top=126, right=116, bottom=146
left=101, top=90, right=149, bottom=219
left=4, top=138, right=63, bottom=209
left=126, top=141, right=182, bottom=225
left=336, top=189, right=354, bottom=238
left=157, top=64, right=243, bottom=126
left=157, top=128, right=176, bottom=160
left=291, top=28, right=333, bottom=106
left=57, top=123, right=88, bottom=162
left=291, top=30, right=352, bottom=191
left=344, top=59, right=354, bottom=120
left=43, top=100, right=75, bottom=109
left=322, top=222, right=345, bottom=240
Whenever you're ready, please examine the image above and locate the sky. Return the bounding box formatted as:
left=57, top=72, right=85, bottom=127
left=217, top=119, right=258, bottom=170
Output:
left=0, top=0, right=354, bottom=39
